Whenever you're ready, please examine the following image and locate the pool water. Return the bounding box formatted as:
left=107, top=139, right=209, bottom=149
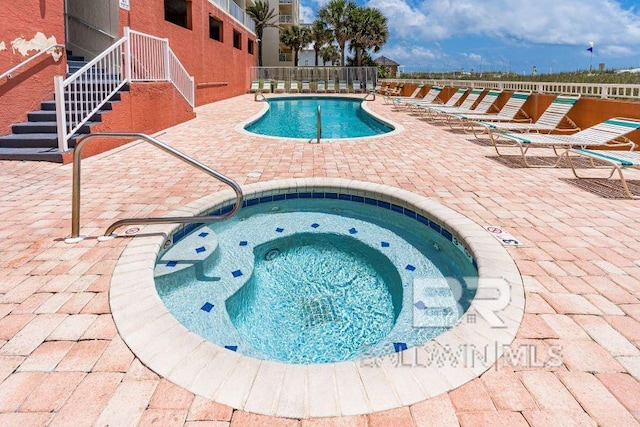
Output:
left=227, top=233, right=401, bottom=363
left=155, top=197, right=477, bottom=364
left=245, top=97, right=393, bottom=139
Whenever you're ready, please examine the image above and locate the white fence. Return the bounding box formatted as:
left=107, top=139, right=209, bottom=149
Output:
left=209, top=0, right=256, bottom=33
left=382, top=78, right=640, bottom=101
left=54, top=27, right=195, bottom=152
left=252, top=66, right=378, bottom=86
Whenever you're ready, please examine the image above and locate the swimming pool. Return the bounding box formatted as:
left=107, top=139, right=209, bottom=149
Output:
left=244, top=97, right=394, bottom=139
left=110, top=178, right=524, bottom=417
left=154, top=196, right=477, bottom=364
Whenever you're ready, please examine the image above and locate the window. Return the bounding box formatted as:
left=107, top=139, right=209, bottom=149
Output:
left=209, top=16, right=222, bottom=41
left=248, top=39, right=254, bottom=55
left=164, top=0, right=191, bottom=29
left=233, top=30, right=241, bottom=50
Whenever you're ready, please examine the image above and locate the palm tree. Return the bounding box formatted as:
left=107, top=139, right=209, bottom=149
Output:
left=279, top=25, right=311, bottom=66
left=347, top=6, right=388, bottom=66
left=309, top=20, right=332, bottom=66
left=246, top=0, right=278, bottom=66
left=320, top=44, right=340, bottom=66
left=318, top=0, right=356, bottom=66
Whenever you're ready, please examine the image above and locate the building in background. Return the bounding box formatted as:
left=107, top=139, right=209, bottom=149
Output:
left=261, top=0, right=299, bottom=66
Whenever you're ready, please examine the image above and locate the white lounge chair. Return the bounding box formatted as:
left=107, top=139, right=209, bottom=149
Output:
left=499, top=117, right=640, bottom=167
left=352, top=80, right=363, bottom=93
left=301, top=81, right=311, bottom=93
left=338, top=81, right=348, bottom=93
left=418, top=88, right=483, bottom=120
left=326, top=81, right=336, bottom=93
left=448, top=91, right=532, bottom=131
left=431, top=89, right=503, bottom=123
left=249, top=80, right=260, bottom=92
left=289, top=80, right=300, bottom=93
left=387, top=84, right=425, bottom=107
left=316, top=80, right=326, bottom=93
left=476, top=94, right=581, bottom=144
left=562, top=148, right=640, bottom=198
left=274, top=80, right=286, bottom=93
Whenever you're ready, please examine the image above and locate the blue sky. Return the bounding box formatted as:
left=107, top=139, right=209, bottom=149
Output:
left=300, top=0, right=640, bottom=73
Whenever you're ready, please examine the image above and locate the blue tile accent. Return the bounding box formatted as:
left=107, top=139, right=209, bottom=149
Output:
left=352, top=195, right=365, bottom=203
left=299, top=192, right=312, bottom=198
left=472, top=259, right=478, bottom=271
left=166, top=261, right=178, bottom=268
left=381, top=241, right=390, bottom=247
left=404, top=209, right=417, bottom=219
left=260, top=196, right=273, bottom=204
left=339, top=194, right=351, bottom=201
left=391, top=204, right=403, bottom=213
left=220, top=205, right=233, bottom=215
left=273, top=194, right=286, bottom=201
left=365, top=197, right=377, bottom=206
left=239, top=241, right=248, bottom=246
left=405, top=264, right=416, bottom=272
left=285, top=193, right=299, bottom=199
left=312, top=192, right=324, bottom=199
left=393, top=342, right=408, bottom=352
left=246, top=198, right=259, bottom=207
left=349, top=227, right=358, bottom=234
left=232, top=270, right=243, bottom=278
left=325, top=192, right=338, bottom=199
left=198, top=232, right=209, bottom=238
left=201, top=302, right=214, bottom=312
left=225, top=345, right=238, bottom=352
left=429, top=221, right=442, bottom=233
left=311, top=223, right=320, bottom=228
left=378, top=201, right=391, bottom=209
left=275, top=227, right=284, bottom=233
left=441, top=229, right=453, bottom=242
left=195, top=246, right=206, bottom=254
left=417, top=214, right=430, bottom=225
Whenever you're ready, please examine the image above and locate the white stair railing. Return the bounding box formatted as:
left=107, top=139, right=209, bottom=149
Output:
left=55, top=27, right=195, bottom=152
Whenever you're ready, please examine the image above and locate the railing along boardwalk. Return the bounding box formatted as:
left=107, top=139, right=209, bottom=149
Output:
left=383, top=78, right=640, bottom=101
left=54, top=27, right=195, bottom=153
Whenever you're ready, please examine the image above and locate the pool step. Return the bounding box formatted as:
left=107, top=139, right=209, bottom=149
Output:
left=154, top=226, right=219, bottom=278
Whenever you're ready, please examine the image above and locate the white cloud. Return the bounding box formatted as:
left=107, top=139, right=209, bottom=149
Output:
left=462, top=53, right=483, bottom=62
left=299, top=4, right=316, bottom=23
left=367, top=0, right=640, bottom=49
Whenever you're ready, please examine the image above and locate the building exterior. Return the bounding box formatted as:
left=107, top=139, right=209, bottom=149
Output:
left=261, top=0, right=299, bottom=66
left=0, top=0, right=257, bottom=161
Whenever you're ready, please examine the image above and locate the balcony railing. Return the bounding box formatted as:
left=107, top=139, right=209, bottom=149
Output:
left=279, top=15, right=293, bottom=24
left=208, top=0, right=256, bottom=34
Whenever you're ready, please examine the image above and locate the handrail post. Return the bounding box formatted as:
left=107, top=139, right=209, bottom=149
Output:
left=124, top=27, right=132, bottom=81
left=316, top=105, right=321, bottom=143
left=54, top=75, right=69, bottom=153
left=164, top=38, right=171, bottom=81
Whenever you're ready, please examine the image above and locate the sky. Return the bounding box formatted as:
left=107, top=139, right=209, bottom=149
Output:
left=299, top=0, right=640, bottom=73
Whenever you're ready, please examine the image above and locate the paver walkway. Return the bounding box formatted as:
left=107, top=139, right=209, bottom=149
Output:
left=0, top=94, right=639, bottom=426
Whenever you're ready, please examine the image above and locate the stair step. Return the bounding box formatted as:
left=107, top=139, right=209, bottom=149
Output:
left=12, top=121, right=96, bottom=134
left=67, top=60, right=88, bottom=68
left=0, top=133, right=83, bottom=149
left=40, top=100, right=113, bottom=111
left=0, top=147, right=65, bottom=162
left=58, top=87, right=129, bottom=101
left=28, top=110, right=102, bottom=122
left=67, top=54, right=85, bottom=61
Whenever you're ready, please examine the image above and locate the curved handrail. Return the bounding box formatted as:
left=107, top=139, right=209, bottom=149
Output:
left=254, top=90, right=266, bottom=101
left=66, top=132, right=243, bottom=243
left=364, top=91, right=376, bottom=101
left=1, top=44, right=65, bottom=80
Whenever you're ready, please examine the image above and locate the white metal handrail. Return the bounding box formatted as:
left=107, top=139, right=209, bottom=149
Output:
left=54, top=38, right=126, bottom=152
left=383, top=78, right=640, bottom=101
left=55, top=28, right=195, bottom=153
left=1, top=44, right=64, bottom=80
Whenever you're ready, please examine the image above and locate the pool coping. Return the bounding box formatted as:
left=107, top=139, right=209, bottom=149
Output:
left=109, top=178, right=525, bottom=418
left=234, top=94, right=405, bottom=142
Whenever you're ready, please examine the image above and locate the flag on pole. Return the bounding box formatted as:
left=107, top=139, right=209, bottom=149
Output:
left=587, top=41, right=594, bottom=52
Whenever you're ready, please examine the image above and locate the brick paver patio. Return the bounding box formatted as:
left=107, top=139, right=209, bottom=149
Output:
left=0, top=94, right=639, bottom=426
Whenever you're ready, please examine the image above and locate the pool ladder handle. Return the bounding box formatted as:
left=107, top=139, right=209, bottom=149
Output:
left=254, top=90, right=267, bottom=102
left=364, top=90, right=376, bottom=101
left=65, top=132, right=244, bottom=244
left=309, top=105, right=321, bottom=144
